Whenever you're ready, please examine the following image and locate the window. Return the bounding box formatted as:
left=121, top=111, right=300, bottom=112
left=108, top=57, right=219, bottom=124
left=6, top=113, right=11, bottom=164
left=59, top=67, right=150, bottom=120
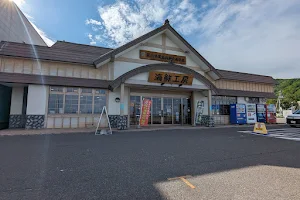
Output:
left=48, top=94, right=64, bottom=114
left=212, top=96, right=237, bottom=115
left=94, top=96, right=106, bottom=114
left=82, top=88, right=92, bottom=93
left=65, top=95, right=79, bottom=114
left=80, top=95, right=93, bottom=114
left=48, top=87, right=107, bottom=114
left=67, top=87, right=79, bottom=93
left=95, top=89, right=106, bottom=95
left=50, top=86, right=63, bottom=92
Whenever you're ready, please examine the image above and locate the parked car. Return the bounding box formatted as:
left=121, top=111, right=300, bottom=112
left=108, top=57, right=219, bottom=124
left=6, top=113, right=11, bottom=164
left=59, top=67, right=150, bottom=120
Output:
left=286, top=110, right=300, bottom=127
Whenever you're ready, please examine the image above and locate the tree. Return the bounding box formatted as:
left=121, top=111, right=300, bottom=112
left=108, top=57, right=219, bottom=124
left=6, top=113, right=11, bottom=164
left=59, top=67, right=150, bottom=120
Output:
left=268, top=79, right=300, bottom=110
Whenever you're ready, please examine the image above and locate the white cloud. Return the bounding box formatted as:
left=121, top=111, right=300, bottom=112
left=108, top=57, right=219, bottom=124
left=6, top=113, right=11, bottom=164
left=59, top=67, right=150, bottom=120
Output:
left=197, top=0, right=300, bottom=78
left=85, top=19, right=101, bottom=26
left=87, top=33, right=96, bottom=45
left=86, top=0, right=199, bottom=47
left=86, top=0, right=300, bottom=78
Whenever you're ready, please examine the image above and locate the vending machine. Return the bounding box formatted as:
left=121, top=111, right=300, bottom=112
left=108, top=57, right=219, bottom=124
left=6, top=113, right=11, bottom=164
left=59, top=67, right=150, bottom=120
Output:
left=266, top=104, right=276, bottom=124
left=246, top=104, right=257, bottom=124
left=230, top=104, right=247, bottom=124
left=256, top=104, right=266, bottom=123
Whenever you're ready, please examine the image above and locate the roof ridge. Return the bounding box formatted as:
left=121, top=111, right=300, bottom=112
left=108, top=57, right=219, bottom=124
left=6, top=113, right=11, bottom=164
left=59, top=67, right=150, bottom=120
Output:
left=0, top=41, right=50, bottom=48
left=53, top=40, right=114, bottom=50
left=217, top=69, right=273, bottom=78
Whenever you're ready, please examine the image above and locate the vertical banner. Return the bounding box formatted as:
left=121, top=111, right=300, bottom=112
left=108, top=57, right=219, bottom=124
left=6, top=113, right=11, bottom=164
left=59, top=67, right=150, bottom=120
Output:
left=140, top=99, right=152, bottom=126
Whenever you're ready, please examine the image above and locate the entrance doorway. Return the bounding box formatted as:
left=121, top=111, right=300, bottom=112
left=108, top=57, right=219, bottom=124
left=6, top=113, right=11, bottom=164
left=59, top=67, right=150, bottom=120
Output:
left=130, top=96, right=191, bottom=126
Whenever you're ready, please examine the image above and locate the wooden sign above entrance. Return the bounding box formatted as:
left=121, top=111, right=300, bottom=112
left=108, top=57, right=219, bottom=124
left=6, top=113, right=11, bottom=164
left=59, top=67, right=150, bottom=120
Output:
left=140, top=50, right=186, bottom=64
left=148, top=71, right=193, bottom=85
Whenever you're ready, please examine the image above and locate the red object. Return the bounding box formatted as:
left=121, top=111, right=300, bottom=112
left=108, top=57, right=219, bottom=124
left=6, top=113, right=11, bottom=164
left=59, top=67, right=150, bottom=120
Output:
left=140, top=99, right=152, bottom=126
left=266, top=104, right=276, bottom=124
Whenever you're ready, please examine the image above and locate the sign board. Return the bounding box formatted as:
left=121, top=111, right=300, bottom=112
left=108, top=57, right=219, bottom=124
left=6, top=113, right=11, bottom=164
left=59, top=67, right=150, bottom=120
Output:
left=148, top=71, right=193, bottom=85
left=253, top=122, right=268, bottom=135
left=140, top=50, right=186, bottom=64
left=95, top=106, right=112, bottom=135
left=139, top=99, right=152, bottom=126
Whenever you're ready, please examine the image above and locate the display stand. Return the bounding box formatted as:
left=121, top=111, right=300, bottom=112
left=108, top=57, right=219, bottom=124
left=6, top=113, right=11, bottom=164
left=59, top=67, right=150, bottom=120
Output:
left=95, top=106, right=112, bottom=135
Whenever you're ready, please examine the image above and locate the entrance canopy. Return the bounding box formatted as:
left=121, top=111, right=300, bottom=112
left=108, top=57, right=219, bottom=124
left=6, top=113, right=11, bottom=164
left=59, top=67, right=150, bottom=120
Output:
left=109, top=63, right=218, bottom=93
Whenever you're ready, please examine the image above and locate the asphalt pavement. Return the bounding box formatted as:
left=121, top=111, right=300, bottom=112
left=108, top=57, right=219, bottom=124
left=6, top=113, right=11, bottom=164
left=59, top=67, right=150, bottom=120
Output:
left=0, top=126, right=299, bottom=200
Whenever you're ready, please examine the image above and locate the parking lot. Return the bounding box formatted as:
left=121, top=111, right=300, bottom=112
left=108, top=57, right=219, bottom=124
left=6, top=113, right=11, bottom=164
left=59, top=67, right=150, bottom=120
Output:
left=1, top=126, right=300, bottom=200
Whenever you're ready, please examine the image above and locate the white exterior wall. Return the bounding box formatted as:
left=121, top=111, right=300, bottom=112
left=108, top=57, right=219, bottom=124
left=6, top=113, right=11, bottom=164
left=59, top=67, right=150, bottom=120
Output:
left=237, top=97, right=248, bottom=104
left=26, top=85, right=48, bottom=115
left=10, top=87, right=24, bottom=115
left=193, top=92, right=209, bottom=116
left=148, top=34, right=162, bottom=45
left=107, top=87, right=129, bottom=115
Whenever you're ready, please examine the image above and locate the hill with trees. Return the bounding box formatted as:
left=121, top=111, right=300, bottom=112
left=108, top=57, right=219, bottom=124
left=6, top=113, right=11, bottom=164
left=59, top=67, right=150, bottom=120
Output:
left=267, top=79, right=300, bottom=109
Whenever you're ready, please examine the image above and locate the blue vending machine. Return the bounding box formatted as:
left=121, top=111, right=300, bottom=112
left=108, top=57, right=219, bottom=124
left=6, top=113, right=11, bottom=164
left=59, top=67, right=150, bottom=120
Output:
left=230, top=104, right=247, bottom=124
left=256, top=104, right=266, bottom=123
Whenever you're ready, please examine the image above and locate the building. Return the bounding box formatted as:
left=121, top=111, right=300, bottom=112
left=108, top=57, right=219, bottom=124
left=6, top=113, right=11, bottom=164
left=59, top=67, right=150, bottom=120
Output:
left=0, top=1, right=47, bottom=46
left=0, top=1, right=48, bottom=129
left=0, top=19, right=275, bottom=130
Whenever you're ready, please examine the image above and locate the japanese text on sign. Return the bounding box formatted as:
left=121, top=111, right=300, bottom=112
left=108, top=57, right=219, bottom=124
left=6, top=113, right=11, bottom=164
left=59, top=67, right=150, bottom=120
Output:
left=148, top=71, right=193, bottom=85
left=140, top=50, right=186, bottom=64
left=140, top=99, right=152, bottom=126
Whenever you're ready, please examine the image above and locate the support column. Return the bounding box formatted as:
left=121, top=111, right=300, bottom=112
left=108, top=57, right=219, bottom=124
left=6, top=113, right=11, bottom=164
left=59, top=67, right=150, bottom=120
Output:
left=207, top=90, right=214, bottom=127
left=208, top=90, right=212, bottom=116
left=117, top=83, right=127, bottom=130
left=120, top=83, right=125, bottom=116
left=25, top=85, right=48, bottom=129
left=9, top=87, right=25, bottom=128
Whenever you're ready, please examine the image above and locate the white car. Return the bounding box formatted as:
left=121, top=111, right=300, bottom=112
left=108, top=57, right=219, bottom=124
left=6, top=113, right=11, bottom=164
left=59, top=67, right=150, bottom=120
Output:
left=286, top=110, right=300, bottom=127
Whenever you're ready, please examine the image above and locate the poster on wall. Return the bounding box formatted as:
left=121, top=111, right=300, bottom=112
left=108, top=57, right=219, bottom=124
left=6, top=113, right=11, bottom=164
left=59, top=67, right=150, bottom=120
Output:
left=139, top=99, right=152, bottom=126
left=195, top=100, right=205, bottom=124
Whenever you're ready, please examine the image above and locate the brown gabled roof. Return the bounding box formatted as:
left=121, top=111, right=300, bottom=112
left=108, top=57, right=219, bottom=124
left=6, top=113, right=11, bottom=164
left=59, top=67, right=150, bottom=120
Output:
left=93, top=22, right=168, bottom=65
left=217, top=69, right=275, bottom=84
left=51, top=41, right=113, bottom=55
left=92, top=20, right=222, bottom=78
left=218, top=89, right=276, bottom=98
left=0, top=41, right=275, bottom=84
left=0, top=41, right=112, bottom=65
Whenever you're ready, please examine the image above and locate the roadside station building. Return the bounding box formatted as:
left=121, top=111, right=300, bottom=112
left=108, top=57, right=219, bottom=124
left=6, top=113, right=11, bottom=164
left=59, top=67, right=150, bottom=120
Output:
left=0, top=20, right=276, bottom=130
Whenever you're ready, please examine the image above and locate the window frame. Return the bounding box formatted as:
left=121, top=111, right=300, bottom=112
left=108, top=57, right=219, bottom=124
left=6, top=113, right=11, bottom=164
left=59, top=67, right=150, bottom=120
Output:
left=48, top=87, right=107, bottom=115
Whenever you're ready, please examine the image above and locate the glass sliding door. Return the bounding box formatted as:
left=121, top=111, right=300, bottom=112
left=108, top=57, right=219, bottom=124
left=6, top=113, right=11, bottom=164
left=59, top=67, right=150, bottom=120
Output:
left=183, top=98, right=191, bottom=125
left=163, top=98, right=173, bottom=124
left=130, top=96, right=141, bottom=125
left=152, top=97, right=162, bottom=124
left=173, top=98, right=181, bottom=124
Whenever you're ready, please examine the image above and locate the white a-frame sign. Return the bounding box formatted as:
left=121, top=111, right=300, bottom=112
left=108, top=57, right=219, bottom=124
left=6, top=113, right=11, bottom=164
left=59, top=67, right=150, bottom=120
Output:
left=95, top=106, right=112, bottom=135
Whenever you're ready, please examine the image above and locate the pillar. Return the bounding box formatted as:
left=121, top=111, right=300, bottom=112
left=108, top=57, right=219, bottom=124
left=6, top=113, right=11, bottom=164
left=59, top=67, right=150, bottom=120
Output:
left=208, top=90, right=212, bottom=116
left=25, top=85, right=48, bottom=129
left=117, top=83, right=127, bottom=130
left=9, top=86, right=25, bottom=128
left=120, top=83, right=125, bottom=116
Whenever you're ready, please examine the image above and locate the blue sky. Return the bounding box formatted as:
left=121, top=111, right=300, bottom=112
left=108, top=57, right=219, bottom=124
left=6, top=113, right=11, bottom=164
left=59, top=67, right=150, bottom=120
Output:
left=16, top=0, right=300, bottom=78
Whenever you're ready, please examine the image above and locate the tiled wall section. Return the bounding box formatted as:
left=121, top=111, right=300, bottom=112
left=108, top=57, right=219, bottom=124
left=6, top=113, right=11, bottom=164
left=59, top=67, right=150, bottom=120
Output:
left=25, top=115, right=45, bottom=129
left=0, top=58, right=109, bottom=80
left=46, top=115, right=109, bottom=129
left=46, top=115, right=128, bottom=129
left=9, top=115, right=26, bottom=128
left=213, top=115, right=230, bottom=125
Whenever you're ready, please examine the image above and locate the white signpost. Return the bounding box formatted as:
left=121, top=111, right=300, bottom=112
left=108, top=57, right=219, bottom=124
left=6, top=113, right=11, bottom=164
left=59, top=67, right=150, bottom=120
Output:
left=95, top=106, right=112, bottom=135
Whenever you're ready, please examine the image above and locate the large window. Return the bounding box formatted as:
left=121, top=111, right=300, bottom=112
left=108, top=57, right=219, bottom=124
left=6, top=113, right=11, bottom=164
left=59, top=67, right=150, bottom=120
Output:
left=48, top=86, right=107, bottom=114
left=212, top=96, right=237, bottom=115
left=48, top=94, right=64, bottom=114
